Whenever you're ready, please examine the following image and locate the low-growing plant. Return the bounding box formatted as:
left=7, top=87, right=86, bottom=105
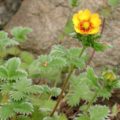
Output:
left=0, top=7, right=120, bottom=120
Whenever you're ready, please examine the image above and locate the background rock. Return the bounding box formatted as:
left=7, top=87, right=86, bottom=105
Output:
left=3, top=0, right=120, bottom=68
left=0, top=0, right=22, bottom=29
left=4, top=0, right=72, bottom=54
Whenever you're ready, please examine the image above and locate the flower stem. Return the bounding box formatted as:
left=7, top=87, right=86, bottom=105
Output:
left=50, top=46, right=86, bottom=117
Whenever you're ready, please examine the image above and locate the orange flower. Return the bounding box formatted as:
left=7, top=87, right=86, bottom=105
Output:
left=72, top=9, right=101, bottom=34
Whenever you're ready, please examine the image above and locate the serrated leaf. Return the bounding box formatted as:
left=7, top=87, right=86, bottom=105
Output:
left=50, top=45, right=67, bottom=57
left=111, top=104, right=119, bottom=117
left=42, top=85, right=51, bottom=94
left=67, top=47, right=82, bottom=58
left=11, top=27, right=32, bottom=42
left=20, top=51, right=34, bottom=65
left=14, top=102, right=34, bottom=114
left=49, top=57, right=67, bottom=69
left=6, top=47, right=21, bottom=56
left=12, top=79, right=32, bottom=91
left=10, top=79, right=43, bottom=101
left=77, top=114, right=90, bottom=120
left=39, top=100, right=55, bottom=113
left=44, top=114, right=67, bottom=120
left=6, top=57, right=21, bottom=74
left=0, top=66, right=8, bottom=80
left=50, top=87, right=61, bottom=97
left=98, top=88, right=111, bottom=99
left=93, top=42, right=111, bottom=52
left=0, top=58, right=27, bottom=81
left=1, top=83, right=12, bottom=95
left=64, top=19, right=74, bottom=34
left=67, top=47, right=87, bottom=68
left=0, top=105, right=15, bottom=120
left=25, top=85, right=43, bottom=94
left=67, top=74, right=94, bottom=106
left=13, top=69, right=27, bottom=79
left=10, top=91, right=25, bottom=101
left=89, top=105, right=109, bottom=120
left=87, top=67, right=98, bottom=87
left=0, top=31, right=18, bottom=50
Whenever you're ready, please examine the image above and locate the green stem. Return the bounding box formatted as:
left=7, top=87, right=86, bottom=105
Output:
left=50, top=46, right=86, bottom=117
left=83, top=90, right=99, bottom=114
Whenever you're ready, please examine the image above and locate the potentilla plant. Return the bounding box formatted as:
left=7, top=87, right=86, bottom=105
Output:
left=32, top=9, right=120, bottom=120
left=0, top=9, right=120, bottom=120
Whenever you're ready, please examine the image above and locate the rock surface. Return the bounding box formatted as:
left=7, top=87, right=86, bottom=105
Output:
left=0, top=0, right=22, bottom=29
left=5, top=0, right=72, bottom=54
left=4, top=0, right=120, bottom=67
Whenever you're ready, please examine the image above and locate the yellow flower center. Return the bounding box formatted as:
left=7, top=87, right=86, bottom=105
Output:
left=83, top=21, right=90, bottom=29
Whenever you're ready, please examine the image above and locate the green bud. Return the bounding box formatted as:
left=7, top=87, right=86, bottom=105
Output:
left=102, top=70, right=116, bottom=81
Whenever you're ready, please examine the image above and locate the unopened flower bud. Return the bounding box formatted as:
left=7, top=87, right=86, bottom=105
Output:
left=102, top=70, right=116, bottom=81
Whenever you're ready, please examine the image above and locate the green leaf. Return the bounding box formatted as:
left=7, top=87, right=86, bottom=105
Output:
left=93, top=42, right=112, bottom=52
left=39, top=100, right=55, bottom=113
left=50, top=45, right=67, bottom=57
left=77, top=115, right=90, bottom=120
left=0, top=66, right=8, bottom=80
left=50, top=87, right=61, bottom=97
left=13, top=70, right=27, bottom=79
left=49, top=57, right=67, bottom=69
left=41, top=85, right=51, bottom=94
left=67, top=47, right=87, bottom=68
left=43, top=114, right=67, bottom=120
left=14, top=102, right=34, bottom=115
left=11, top=27, right=32, bottom=42
left=1, top=83, right=12, bottom=95
left=0, top=57, right=27, bottom=81
left=0, top=104, right=15, bottom=120
left=64, top=19, right=74, bottom=34
left=20, top=51, right=34, bottom=65
left=87, top=67, right=98, bottom=87
left=0, top=31, right=18, bottom=50
left=115, top=80, right=120, bottom=88
left=10, top=79, right=43, bottom=101
left=6, top=57, right=21, bottom=74
left=67, top=74, right=94, bottom=106
left=6, top=47, right=21, bottom=56
left=12, top=79, right=32, bottom=91
left=25, top=85, right=43, bottom=94
left=89, top=105, right=109, bottom=120
left=67, top=47, right=82, bottom=58
left=10, top=91, right=25, bottom=101
left=98, top=88, right=111, bottom=99
left=111, top=104, right=119, bottom=117
left=29, top=54, right=65, bottom=81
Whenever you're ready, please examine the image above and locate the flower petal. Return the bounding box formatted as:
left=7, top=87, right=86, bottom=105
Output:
left=90, top=13, right=101, bottom=27
left=72, top=13, right=80, bottom=26
left=78, top=9, right=91, bottom=21
left=74, top=26, right=81, bottom=33
left=89, top=27, right=100, bottom=34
